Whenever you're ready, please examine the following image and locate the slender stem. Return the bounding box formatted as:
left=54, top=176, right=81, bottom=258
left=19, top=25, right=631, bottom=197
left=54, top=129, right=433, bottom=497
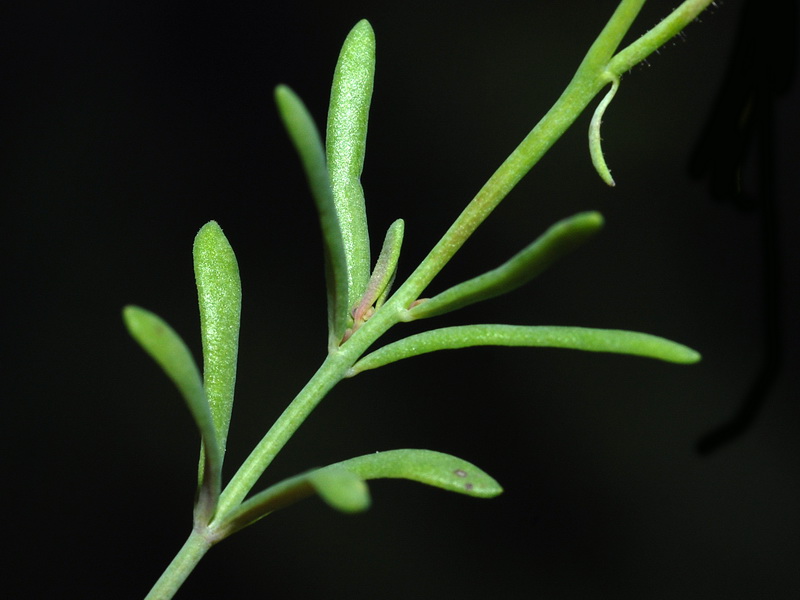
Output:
left=610, top=0, right=715, bottom=74
left=390, top=72, right=605, bottom=306
left=215, top=0, right=720, bottom=520
left=214, top=355, right=345, bottom=515
left=388, top=0, right=713, bottom=306
left=214, top=62, right=606, bottom=514
left=578, top=0, right=647, bottom=69
left=148, top=2, right=718, bottom=597
left=144, top=530, right=212, bottom=600
left=213, top=285, right=411, bottom=520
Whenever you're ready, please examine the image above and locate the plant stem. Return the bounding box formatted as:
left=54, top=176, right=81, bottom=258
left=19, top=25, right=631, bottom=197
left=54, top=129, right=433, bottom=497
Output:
left=144, top=530, right=212, bottom=600
left=610, top=0, right=716, bottom=74
left=390, top=74, right=607, bottom=306
left=148, top=2, right=716, bottom=596
left=389, top=0, right=712, bottom=305
left=215, top=353, right=350, bottom=515
left=215, top=0, right=718, bottom=523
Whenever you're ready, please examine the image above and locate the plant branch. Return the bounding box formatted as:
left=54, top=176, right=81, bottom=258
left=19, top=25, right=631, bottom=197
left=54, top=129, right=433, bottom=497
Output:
left=386, top=0, right=714, bottom=307
left=144, top=531, right=211, bottom=600
left=610, top=0, right=716, bottom=75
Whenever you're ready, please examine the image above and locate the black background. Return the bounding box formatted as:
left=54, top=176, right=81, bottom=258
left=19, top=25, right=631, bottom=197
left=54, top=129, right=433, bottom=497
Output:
left=6, top=1, right=800, bottom=598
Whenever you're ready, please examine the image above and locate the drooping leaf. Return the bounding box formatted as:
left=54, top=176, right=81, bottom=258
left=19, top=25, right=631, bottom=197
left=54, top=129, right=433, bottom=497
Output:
left=275, top=85, right=349, bottom=347
left=122, top=305, right=221, bottom=520
left=349, top=324, right=701, bottom=375
left=589, top=78, right=619, bottom=187
left=406, top=212, right=603, bottom=320
left=193, top=221, right=241, bottom=456
left=327, top=19, right=376, bottom=309
left=212, top=449, right=499, bottom=540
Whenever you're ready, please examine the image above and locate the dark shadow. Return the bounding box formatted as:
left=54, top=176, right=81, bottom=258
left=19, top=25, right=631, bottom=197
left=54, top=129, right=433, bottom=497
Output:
left=690, top=0, right=796, bottom=454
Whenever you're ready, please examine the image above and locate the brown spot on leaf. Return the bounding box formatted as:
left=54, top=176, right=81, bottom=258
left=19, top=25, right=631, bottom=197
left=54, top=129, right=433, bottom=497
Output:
left=454, top=469, right=467, bottom=478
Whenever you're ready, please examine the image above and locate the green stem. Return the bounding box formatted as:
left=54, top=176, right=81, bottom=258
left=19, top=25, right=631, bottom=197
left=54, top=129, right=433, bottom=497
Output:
left=144, top=530, right=212, bottom=600
left=214, top=0, right=718, bottom=523
left=390, top=76, right=604, bottom=306
left=214, top=357, right=344, bottom=516
left=387, top=0, right=712, bottom=307
left=610, top=0, right=715, bottom=74
left=148, top=2, right=716, bottom=596
left=214, top=286, right=408, bottom=519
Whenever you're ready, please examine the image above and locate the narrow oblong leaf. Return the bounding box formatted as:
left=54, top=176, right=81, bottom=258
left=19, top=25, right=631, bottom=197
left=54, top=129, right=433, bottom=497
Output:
left=333, top=449, right=502, bottom=499
left=327, top=19, right=376, bottom=308
left=122, top=305, right=221, bottom=518
left=352, top=218, right=404, bottom=324
left=406, top=212, right=604, bottom=320
left=275, top=84, right=349, bottom=347
left=589, top=78, right=619, bottom=187
left=194, top=221, right=241, bottom=456
left=349, top=324, right=701, bottom=375
left=212, top=449, right=499, bottom=540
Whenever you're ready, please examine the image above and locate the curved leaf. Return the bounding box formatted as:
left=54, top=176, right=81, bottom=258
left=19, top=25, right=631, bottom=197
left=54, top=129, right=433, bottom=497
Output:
left=213, top=466, right=370, bottom=538
left=406, top=212, right=604, bottom=320
left=349, top=324, right=701, bottom=375
left=122, top=305, right=221, bottom=520
left=327, top=19, right=376, bottom=308
left=333, top=449, right=502, bottom=499
left=589, top=78, right=619, bottom=187
left=212, top=449, right=499, bottom=540
left=275, top=85, right=349, bottom=347
left=193, top=221, right=241, bottom=456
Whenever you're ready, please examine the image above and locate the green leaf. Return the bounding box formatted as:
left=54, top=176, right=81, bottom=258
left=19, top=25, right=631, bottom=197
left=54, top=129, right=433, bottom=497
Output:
left=334, top=449, right=502, bottom=499
left=327, top=19, right=376, bottom=309
left=275, top=84, right=349, bottom=347
left=406, top=212, right=604, bottom=320
left=212, top=466, right=370, bottom=538
left=309, top=467, right=371, bottom=513
left=351, top=218, right=404, bottom=326
left=589, top=78, right=619, bottom=187
left=193, top=221, right=241, bottom=456
left=349, top=324, right=701, bottom=375
left=212, top=450, right=498, bottom=540
left=122, top=305, right=221, bottom=520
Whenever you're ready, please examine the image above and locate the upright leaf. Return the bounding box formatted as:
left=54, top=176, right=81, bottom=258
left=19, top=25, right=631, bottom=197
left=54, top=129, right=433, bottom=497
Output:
left=327, top=19, right=376, bottom=309
left=194, top=221, right=241, bottom=456
left=122, top=306, right=221, bottom=520
left=351, top=218, right=404, bottom=325
left=275, top=85, right=350, bottom=347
